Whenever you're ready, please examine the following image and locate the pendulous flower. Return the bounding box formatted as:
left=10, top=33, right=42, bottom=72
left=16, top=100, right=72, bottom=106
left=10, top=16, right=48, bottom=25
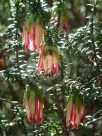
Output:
left=37, top=45, right=60, bottom=75
left=66, top=95, right=85, bottom=128
left=23, top=89, right=44, bottom=123
left=22, top=18, right=45, bottom=53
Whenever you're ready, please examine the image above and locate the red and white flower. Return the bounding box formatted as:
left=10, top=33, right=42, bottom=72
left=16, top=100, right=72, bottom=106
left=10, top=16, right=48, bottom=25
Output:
left=37, top=45, right=60, bottom=75
left=22, top=20, right=44, bottom=53
left=23, top=91, right=44, bottom=123
left=66, top=96, right=85, bottom=128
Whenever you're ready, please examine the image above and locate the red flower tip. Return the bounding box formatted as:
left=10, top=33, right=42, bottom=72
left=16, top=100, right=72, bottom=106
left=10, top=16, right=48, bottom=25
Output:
left=51, top=64, right=58, bottom=74
left=28, top=113, right=33, bottom=123
left=62, top=21, right=68, bottom=32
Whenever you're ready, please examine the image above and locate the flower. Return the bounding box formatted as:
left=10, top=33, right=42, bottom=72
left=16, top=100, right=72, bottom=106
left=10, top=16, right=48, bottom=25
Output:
left=22, top=19, right=44, bottom=53
left=59, top=15, right=68, bottom=32
left=37, top=45, right=60, bottom=75
left=23, top=90, right=44, bottom=123
left=61, top=21, right=68, bottom=32
left=0, top=59, right=5, bottom=70
left=66, top=96, right=85, bottom=128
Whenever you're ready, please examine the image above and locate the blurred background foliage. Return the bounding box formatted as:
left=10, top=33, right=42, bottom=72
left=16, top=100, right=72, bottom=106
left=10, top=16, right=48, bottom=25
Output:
left=0, top=0, right=102, bottom=136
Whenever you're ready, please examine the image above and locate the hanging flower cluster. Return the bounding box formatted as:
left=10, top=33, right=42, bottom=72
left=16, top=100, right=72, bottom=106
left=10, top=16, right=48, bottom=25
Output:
left=37, top=45, right=60, bottom=75
left=23, top=85, right=44, bottom=123
left=22, top=13, right=60, bottom=76
left=22, top=17, right=45, bottom=53
left=66, top=95, right=85, bottom=128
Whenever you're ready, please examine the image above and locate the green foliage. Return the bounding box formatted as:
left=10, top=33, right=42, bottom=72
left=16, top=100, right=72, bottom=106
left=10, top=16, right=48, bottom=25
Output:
left=0, top=0, right=102, bottom=136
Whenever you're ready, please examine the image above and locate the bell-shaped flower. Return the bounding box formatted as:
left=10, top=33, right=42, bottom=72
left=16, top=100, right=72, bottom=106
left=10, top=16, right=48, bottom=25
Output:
left=22, top=18, right=45, bottom=53
left=66, top=95, right=85, bottom=128
left=23, top=89, right=44, bottom=123
left=37, top=45, right=60, bottom=75
left=23, top=90, right=35, bottom=123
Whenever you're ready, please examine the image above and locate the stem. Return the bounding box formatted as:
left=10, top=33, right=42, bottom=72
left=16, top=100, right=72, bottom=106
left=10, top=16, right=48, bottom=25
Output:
left=20, top=117, right=28, bottom=136
left=84, top=0, right=88, bottom=24
left=15, top=2, right=19, bottom=68
left=61, top=59, right=66, bottom=106
left=53, top=90, right=69, bottom=136
left=0, top=127, right=4, bottom=136
left=32, top=122, right=35, bottom=136
left=90, top=1, right=102, bottom=87
left=54, top=4, right=69, bottom=135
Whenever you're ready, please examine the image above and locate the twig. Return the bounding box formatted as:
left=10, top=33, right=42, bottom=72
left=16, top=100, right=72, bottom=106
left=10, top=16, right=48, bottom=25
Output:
left=85, top=116, right=102, bottom=127
left=93, top=109, right=102, bottom=117
left=32, top=122, right=35, bottom=136
left=0, top=98, right=13, bottom=105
